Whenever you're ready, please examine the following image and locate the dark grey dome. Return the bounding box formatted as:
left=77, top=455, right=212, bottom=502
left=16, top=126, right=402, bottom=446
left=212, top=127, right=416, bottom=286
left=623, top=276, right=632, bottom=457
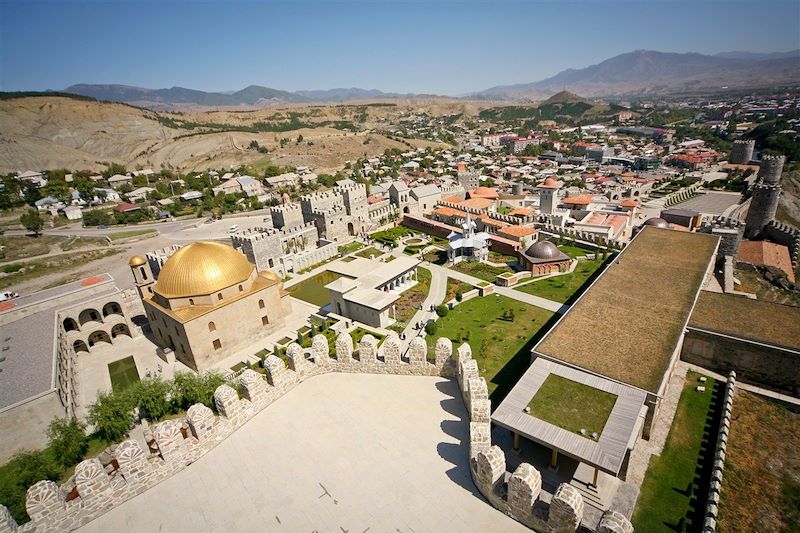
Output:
left=525, top=240, right=560, bottom=260
left=643, top=217, right=669, bottom=229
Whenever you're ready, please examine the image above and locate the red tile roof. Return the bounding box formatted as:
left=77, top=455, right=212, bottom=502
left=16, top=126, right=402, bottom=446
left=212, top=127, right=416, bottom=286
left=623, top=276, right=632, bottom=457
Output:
left=563, top=194, right=593, bottom=206
left=736, top=241, right=795, bottom=283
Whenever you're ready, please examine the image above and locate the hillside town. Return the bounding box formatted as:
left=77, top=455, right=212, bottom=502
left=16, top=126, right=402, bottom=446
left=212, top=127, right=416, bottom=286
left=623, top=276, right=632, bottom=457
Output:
left=0, top=1, right=798, bottom=532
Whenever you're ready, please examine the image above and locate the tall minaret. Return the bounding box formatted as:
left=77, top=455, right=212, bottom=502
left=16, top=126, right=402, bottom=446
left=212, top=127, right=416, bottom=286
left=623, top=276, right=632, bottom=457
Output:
left=128, top=255, right=155, bottom=298
left=744, top=155, right=784, bottom=239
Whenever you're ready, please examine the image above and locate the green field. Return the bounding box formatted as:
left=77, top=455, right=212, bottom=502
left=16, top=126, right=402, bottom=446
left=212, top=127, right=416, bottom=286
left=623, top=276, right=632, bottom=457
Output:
left=528, top=374, right=617, bottom=438
left=108, top=356, right=140, bottom=392
left=427, top=294, right=554, bottom=402
left=355, top=246, right=383, bottom=259
left=632, top=371, right=718, bottom=532
left=450, top=261, right=512, bottom=282
left=515, top=258, right=605, bottom=303
left=558, top=243, right=594, bottom=259
left=105, top=229, right=158, bottom=241
left=338, top=241, right=364, bottom=254
left=286, top=270, right=350, bottom=307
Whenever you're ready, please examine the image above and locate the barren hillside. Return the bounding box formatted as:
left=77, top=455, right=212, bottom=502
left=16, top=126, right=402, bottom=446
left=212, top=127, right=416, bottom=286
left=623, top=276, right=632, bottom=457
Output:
left=0, top=96, right=460, bottom=174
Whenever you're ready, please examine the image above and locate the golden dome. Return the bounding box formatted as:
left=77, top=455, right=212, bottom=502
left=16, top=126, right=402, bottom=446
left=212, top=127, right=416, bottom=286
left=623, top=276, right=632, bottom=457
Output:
left=128, top=255, right=146, bottom=267
left=263, top=270, right=281, bottom=283
left=154, top=242, right=254, bottom=298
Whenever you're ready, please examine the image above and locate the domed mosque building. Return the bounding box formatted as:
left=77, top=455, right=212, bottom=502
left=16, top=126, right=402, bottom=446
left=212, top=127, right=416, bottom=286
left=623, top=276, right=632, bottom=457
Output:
left=519, top=239, right=572, bottom=276
left=129, top=242, right=291, bottom=372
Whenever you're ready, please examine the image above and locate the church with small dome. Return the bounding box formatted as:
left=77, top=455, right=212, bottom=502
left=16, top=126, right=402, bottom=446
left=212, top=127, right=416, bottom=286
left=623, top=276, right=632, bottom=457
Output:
left=447, top=213, right=490, bottom=264
left=129, top=241, right=291, bottom=372
left=519, top=239, right=572, bottom=276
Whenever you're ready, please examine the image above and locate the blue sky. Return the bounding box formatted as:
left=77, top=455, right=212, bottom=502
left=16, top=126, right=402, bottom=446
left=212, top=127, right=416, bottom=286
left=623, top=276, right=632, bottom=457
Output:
left=1, top=0, right=798, bottom=95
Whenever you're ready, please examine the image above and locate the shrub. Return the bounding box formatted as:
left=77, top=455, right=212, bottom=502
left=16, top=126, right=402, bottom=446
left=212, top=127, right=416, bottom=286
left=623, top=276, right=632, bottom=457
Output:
left=46, top=417, right=88, bottom=469
left=87, top=390, right=136, bottom=443
left=424, top=321, right=438, bottom=335
left=0, top=451, right=60, bottom=523
left=455, top=289, right=463, bottom=302
left=435, top=305, right=449, bottom=317
left=170, top=372, right=225, bottom=412
left=131, top=378, right=172, bottom=422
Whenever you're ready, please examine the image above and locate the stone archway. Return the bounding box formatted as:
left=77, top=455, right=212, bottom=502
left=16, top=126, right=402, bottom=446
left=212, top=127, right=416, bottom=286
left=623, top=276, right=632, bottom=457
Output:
left=63, top=317, right=79, bottom=332
left=78, top=308, right=102, bottom=326
left=72, top=339, right=89, bottom=353
left=347, top=222, right=355, bottom=236
left=111, top=323, right=131, bottom=339
left=87, top=330, right=112, bottom=347
left=102, top=301, right=123, bottom=317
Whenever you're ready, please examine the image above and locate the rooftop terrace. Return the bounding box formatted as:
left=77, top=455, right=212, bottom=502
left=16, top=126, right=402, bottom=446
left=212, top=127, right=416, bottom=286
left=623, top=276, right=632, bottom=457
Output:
left=534, top=227, right=719, bottom=393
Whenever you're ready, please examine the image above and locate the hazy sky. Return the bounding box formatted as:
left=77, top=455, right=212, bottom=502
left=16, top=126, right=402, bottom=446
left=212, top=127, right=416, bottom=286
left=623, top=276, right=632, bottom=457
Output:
left=1, top=0, right=799, bottom=95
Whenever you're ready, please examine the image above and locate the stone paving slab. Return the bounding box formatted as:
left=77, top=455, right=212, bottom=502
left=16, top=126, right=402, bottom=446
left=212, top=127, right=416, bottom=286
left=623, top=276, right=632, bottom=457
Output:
left=79, top=373, right=525, bottom=532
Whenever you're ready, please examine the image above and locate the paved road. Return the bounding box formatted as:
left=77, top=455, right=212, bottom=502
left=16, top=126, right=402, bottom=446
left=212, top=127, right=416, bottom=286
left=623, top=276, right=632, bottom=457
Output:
left=78, top=374, right=525, bottom=533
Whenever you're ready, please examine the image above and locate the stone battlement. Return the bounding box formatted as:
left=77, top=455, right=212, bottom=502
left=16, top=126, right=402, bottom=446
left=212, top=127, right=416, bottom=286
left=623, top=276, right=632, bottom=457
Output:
left=271, top=203, right=301, bottom=214
left=0, top=334, right=636, bottom=532
left=231, top=222, right=316, bottom=243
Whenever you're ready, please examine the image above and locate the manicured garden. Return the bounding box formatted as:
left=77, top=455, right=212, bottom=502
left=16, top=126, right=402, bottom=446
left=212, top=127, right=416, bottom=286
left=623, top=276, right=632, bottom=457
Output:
left=515, top=258, right=605, bottom=303
left=632, top=371, right=718, bottom=532
left=370, top=225, right=414, bottom=246
left=286, top=270, right=350, bottom=307
left=450, top=260, right=512, bottom=282
left=527, top=374, right=617, bottom=438
left=445, top=277, right=472, bottom=302
left=337, top=241, right=363, bottom=254
left=426, top=294, right=554, bottom=400
left=391, top=266, right=432, bottom=329
left=355, top=246, right=383, bottom=259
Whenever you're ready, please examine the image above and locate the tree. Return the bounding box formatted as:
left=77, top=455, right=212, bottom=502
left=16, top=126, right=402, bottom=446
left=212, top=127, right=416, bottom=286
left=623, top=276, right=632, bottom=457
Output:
left=132, top=378, right=171, bottom=422
left=46, top=417, right=88, bottom=469
left=20, top=208, right=43, bottom=236
left=435, top=305, right=449, bottom=317
left=170, top=372, right=225, bottom=411
left=87, top=390, right=136, bottom=443
left=455, top=289, right=463, bottom=302
left=0, top=451, right=60, bottom=523
left=424, top=321, right=438, bottom=335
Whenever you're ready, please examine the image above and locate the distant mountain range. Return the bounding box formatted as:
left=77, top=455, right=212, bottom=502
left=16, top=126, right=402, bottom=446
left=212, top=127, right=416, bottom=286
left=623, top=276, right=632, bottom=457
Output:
left=63, top=84, right=411, bottom=109
left=473, top=49, right=800, bottom=100
left=62, top=49, right=800, bottom=107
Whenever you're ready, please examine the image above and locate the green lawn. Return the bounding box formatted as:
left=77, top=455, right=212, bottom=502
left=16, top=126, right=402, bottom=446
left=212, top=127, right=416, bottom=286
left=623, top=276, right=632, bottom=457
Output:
left=558, top=243, right=595, bottom=259
left=632, top=370, right=717, bottom=532
left=514, top=258, right=605, bottom=303
left=527, top=374, right=617, bottom=438
left=338, top=241, right=364, bottom=254
left=286, top=270, right=350, bottom=307
left=427, top=294, right=554, bottom=400
left=355, top=246, right=383, bottom=259
left=108, top=356, right=140, bottom=392
left=370, top=226, right=414, bottom=246
left=450, top=261, right=512, bottom=282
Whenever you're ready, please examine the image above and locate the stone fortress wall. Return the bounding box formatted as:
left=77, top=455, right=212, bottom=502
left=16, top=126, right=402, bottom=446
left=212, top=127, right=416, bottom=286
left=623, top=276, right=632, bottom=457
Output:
left=0, top=333, right=635, bottom=533
left=729, top=140, right=755, bottom=165
left=701, top=371, right=737, bottom=533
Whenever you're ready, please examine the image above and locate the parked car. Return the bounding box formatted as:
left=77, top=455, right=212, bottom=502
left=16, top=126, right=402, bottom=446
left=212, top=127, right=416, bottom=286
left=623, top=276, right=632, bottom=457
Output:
left=228, top=224, right=240, bottom=233
left=97, top=224, right=108, bottom=229
left=0, top=291, right=19, bottom=302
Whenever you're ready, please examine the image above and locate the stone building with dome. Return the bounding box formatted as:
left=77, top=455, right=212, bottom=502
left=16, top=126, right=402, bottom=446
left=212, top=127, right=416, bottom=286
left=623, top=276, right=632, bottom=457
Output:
left=519, top=240, right=571, bottom=276
left=129, top=242, right=291, bottom=372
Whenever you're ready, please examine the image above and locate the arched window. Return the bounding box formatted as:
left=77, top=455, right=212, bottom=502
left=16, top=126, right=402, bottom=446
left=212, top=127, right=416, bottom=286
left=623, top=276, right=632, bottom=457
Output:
left=238, top=284, right=243, bottom=292
left=140, top=267, right=148, bottom=280
left=217, top=293, right=223, bottom=301
left=258, top=299, right=265, bottom=309
left=189, top=298, right=194, bottom=306
left=208, top=321, right=216, bottom=332
left=63, top=317, right=79, bottom=332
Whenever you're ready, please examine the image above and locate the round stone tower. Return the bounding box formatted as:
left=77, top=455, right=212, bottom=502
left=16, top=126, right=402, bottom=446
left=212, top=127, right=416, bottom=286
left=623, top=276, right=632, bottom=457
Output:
left=744, top=155, right=784, bottom=239
left=729, top=139, right=755, bottom=165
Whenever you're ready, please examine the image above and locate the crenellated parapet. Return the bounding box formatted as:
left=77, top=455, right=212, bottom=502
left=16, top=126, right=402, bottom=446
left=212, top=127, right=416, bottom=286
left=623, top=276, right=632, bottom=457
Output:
left=0, top=333, right=630, bottom=532
left=456, top=340, right=635, bottom=533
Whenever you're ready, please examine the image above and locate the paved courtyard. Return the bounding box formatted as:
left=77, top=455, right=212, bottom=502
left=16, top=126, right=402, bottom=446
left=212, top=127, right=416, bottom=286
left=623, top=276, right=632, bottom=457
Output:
left=670, top=191, right=741, bottom=216
left=79, top=373, right=525, bottom=532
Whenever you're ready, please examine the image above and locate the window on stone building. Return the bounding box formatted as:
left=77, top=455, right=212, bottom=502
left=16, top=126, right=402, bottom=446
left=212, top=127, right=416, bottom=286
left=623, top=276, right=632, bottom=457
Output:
left=208, top=321, right=216, bottom=332
left=217, top=293, right=223, bottom=301
left=213, top=339, right=222, bottom=350
left=238, top=284, right=243, bottom=292
left=189, top=298, right=194, bottom=306
left=259, top=299, right=265, bottom=309
left=262, top=315, right=269, bottom=326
